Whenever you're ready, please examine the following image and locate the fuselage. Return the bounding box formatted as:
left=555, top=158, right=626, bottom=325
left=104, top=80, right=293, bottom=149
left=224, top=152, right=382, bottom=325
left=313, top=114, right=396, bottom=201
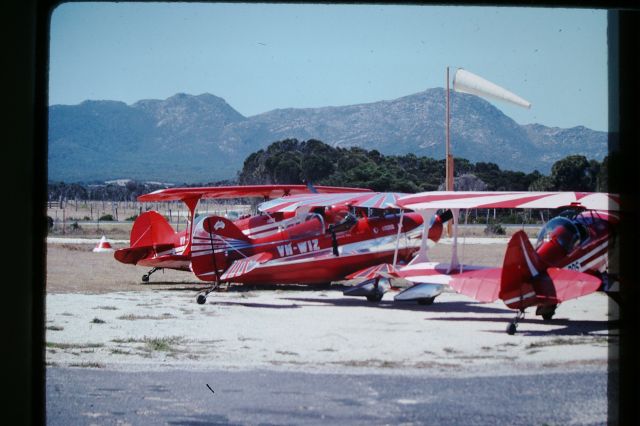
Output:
left=535, top=210, right=617, bottom=276
left=191, top=210, right=439, bottom=284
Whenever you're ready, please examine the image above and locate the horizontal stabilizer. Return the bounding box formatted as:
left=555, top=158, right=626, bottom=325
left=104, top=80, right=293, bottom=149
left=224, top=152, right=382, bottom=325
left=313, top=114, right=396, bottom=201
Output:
left=114, top=243, right=174, bottom=265
left=449, top=268, right=502, bottom=302
left=542, top=267, right=601, bottom=302
left=394, top=283, right=445, bottom=302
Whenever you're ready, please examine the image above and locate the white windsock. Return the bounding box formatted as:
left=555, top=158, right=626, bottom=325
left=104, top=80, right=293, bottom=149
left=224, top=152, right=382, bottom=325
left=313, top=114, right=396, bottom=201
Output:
left=452, top=68, right=531, bottom=109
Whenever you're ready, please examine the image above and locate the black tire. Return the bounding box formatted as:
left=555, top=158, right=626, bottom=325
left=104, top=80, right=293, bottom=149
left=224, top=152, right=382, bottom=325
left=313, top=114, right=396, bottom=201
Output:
left=366, top=293, right=383, bottom=303
left=542, top=313, right=554, bottom=321
left=506, top=323, right=517, bottom=335
left=417, top=297, right=435, bottom=306
left=141, top=274, right=149, bottom=283
left=196, top=294, right=207, bottom=305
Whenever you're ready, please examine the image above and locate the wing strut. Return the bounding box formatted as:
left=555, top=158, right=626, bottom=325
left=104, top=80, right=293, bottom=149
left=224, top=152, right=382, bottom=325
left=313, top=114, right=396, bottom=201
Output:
left=459, top=209, right=470, bottom=273
left=182, top=196, right=200, bottom=257
left=205, top=217, right=222, bottom=283
left=447, top=208, right=460, bottom=273
left=409, top=209, right=437, bottom=265
left=392, top=209, right=405, bottom=268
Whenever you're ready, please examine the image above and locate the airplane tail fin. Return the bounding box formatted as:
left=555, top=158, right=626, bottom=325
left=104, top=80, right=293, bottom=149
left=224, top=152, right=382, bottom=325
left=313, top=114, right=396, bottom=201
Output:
left=114, top=211, right=176, bottom=265
left=499, top=230, right=601, bottom=306
left=499, top=230, right=546, bottom=298
left=190, top=215, right=252, bottom=281
left=129, top=210, right=176, bottom=248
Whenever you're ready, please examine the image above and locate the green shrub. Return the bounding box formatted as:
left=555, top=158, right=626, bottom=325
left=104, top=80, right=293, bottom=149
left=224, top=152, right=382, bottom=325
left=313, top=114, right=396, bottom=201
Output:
left=484, top=223, right=506, bottom=235
left=99, top=214, right=114, bottom=221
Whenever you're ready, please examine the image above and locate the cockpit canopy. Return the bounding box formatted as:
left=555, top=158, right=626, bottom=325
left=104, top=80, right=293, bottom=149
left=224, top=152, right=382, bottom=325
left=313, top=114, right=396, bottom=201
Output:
left=535, top=216, right=587, bottom=252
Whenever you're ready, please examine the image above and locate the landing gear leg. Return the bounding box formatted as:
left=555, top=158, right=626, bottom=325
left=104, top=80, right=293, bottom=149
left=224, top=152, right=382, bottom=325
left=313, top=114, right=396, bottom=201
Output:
left=417, top=297, right=435, bottom=306
left=507, top=310, right=525, bottom=335
left=196, top=282, right=221, bottom=305
left=366, top=278, right=383, bottom=303
left=536, top=304, right=557, bottom=321
left=141, top=267, right=161, bottom=283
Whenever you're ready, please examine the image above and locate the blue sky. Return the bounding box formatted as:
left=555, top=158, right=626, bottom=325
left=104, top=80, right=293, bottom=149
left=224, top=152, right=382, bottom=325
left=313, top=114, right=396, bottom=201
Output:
left=49, top=3, right=608, bottom=131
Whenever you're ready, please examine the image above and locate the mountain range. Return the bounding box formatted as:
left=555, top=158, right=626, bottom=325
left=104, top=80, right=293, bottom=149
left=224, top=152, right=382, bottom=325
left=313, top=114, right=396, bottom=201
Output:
left=48, top=89, right=608, bottom=183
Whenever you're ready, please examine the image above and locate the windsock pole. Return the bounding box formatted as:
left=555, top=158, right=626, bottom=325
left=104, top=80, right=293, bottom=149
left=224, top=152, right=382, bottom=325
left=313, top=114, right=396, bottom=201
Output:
left=445, top=66, right=454, bottom=236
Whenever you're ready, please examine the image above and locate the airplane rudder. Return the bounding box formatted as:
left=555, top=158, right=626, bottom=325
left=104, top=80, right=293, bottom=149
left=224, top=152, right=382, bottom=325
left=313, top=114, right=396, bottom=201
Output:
left=130, top=210, right=175, bottom=247
left=199, top=214, right=251, bottom=242
left=500, top=230, right=543, bottom=295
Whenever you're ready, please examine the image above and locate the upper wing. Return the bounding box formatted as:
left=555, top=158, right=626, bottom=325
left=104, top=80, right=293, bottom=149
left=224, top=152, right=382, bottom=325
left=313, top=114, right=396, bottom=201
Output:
left=138, top=184, right=372, bottom=203
left=396, top=191, right=620, bottom=212
left=258, top=191, right=407, bottom=214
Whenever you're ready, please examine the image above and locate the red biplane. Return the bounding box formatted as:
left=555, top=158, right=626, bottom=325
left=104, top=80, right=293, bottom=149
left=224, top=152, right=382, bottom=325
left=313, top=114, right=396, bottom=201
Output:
left=345, top=191, right=620, bottom=334
left=189, top=191, right=453, bottom=304
left=113, top=184, right=372, bottom=282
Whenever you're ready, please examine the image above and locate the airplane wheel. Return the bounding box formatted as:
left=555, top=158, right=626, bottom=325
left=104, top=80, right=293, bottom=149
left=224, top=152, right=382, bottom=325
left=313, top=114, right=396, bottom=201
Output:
left=141, top=274, right=149, bottom=283
left=506, top=323, right=517, bottom=335
left=366, top=294, right=383, bottom=303
left=542, top=313, right=554, bottom=321
left=196, top=294, right=207, bottom=305
left=417, top=297, right=435, bottom=306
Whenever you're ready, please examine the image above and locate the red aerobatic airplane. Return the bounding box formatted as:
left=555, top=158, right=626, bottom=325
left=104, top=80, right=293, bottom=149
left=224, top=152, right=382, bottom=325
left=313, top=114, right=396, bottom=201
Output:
left=113, top=184, right=372, bottom=282
left=189, top=191, right=453, bottom=304
left=343, top=191, right=620, bottom=334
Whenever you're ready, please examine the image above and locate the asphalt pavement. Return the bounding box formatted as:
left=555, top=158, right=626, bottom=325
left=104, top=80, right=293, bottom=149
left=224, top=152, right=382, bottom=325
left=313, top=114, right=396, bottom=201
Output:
left=47, top=366, right=614, bottom=425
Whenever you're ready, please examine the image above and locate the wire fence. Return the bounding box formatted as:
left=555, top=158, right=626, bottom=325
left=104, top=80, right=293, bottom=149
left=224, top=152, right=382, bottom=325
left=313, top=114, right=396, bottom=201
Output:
left=46, top=199, right=252, bottom=236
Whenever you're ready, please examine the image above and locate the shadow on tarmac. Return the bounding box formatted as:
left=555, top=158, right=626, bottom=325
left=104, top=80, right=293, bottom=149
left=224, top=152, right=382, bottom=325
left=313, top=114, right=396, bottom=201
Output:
left=280, top=297, right=512, bottom=314
left=428, top=315, right=615, bottom=336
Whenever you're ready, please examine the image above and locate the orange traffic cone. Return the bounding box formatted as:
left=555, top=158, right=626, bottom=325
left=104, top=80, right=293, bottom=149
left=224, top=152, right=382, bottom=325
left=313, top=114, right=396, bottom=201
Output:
left=92, top=235, right=114, bottom=252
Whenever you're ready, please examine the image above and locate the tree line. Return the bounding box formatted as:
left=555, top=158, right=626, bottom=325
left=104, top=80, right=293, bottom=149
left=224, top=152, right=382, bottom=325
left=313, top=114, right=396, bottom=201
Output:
left=238, top=139, right=616, bottom=193
left=48, top=138, right=618, bottom=203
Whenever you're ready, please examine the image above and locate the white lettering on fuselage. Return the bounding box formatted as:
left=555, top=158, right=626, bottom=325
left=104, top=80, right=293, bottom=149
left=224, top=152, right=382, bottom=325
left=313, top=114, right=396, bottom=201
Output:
left=296, top=239, right=320, bottom=254
left=279, top=239, right=320, bottom=257
left=277, top=243, right=293, bottom=257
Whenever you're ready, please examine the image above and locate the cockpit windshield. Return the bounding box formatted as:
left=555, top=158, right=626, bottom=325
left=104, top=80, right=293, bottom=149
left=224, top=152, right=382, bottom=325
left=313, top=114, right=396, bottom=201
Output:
left=535, top=217, right=582, bottom=252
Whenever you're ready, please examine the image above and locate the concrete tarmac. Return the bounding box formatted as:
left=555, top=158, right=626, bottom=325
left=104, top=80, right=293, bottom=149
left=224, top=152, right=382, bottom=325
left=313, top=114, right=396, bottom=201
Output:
left=46, top=366, right=614, bottom=425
